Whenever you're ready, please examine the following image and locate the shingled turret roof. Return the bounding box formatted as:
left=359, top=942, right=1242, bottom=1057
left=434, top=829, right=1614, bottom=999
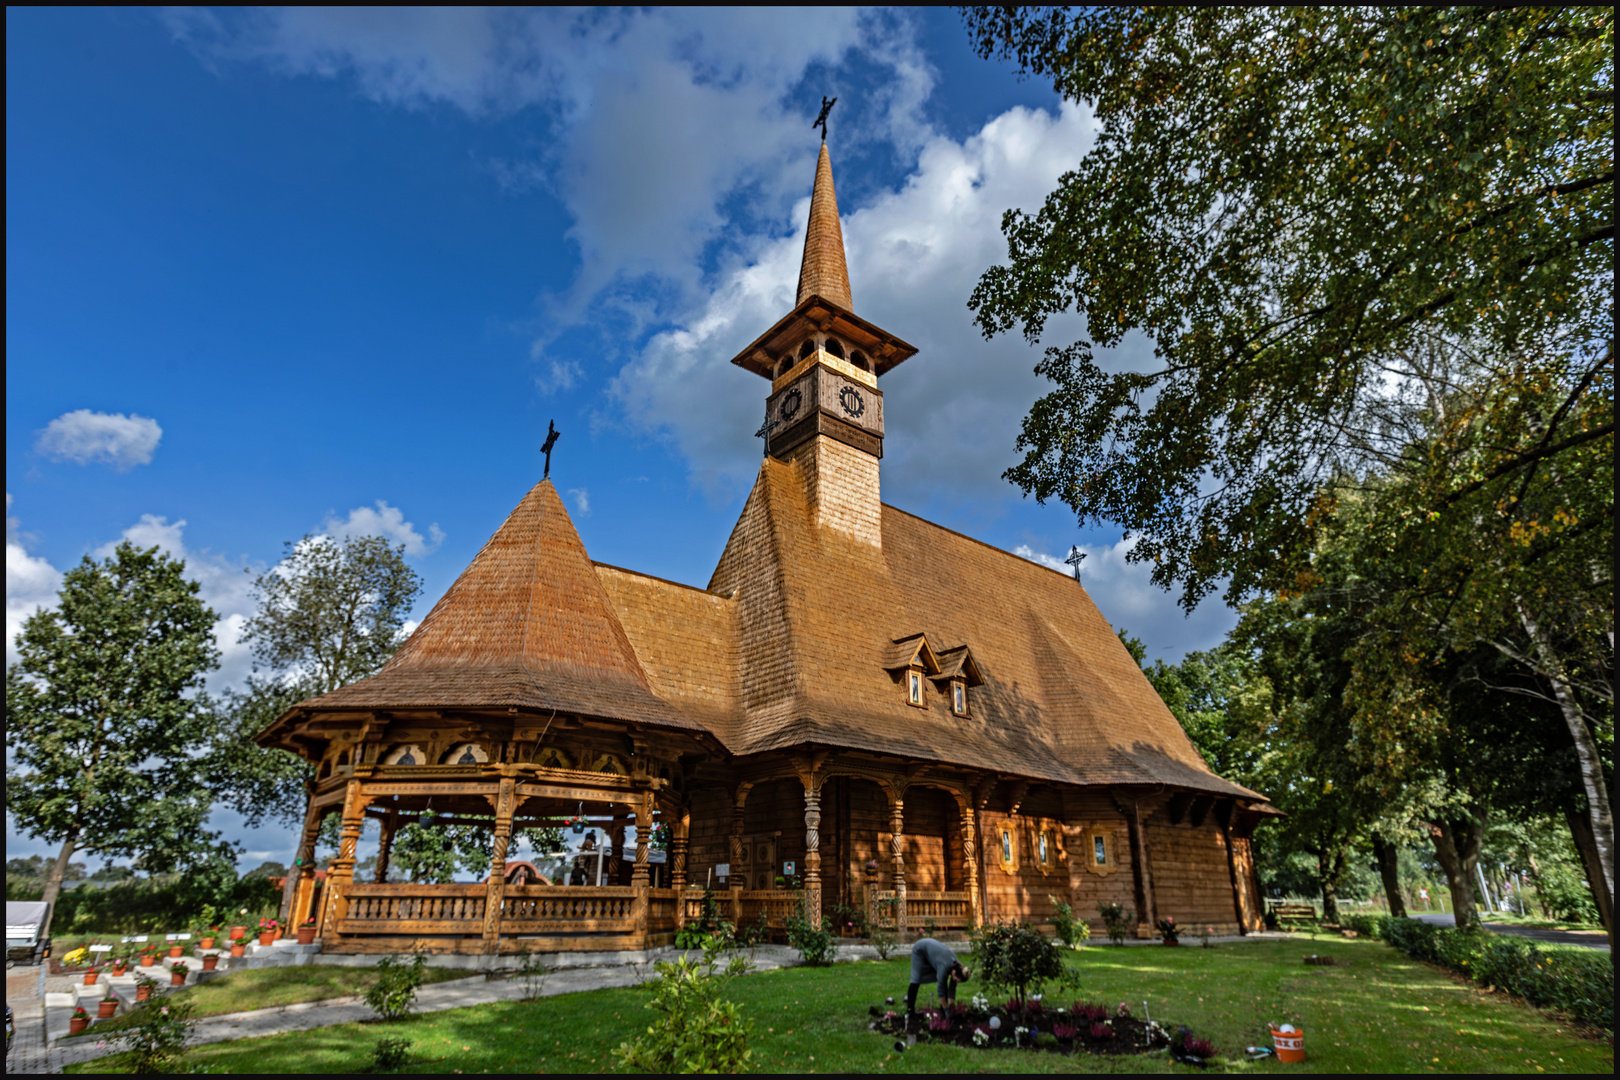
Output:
left=283, top=480, right=699, bottom=732
left=796, top=142, right=853, bottom=311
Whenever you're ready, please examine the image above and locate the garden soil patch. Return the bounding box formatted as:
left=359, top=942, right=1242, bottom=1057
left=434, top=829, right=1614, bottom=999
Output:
left=869, top=1002, right=1177, bottom=1058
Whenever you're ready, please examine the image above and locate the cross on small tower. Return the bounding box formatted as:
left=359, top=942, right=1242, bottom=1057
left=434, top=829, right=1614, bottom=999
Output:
left=541, top=420, right=561, bottom=480
left=754, top=411, right=780, bottom=456
left=1065, top=546, right=1087, bottom=582
left=812, top=96, right=836, bottom=141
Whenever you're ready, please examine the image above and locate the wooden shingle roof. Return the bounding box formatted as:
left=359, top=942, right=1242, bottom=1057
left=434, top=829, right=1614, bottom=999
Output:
left=280, top=480, right=700, bottom=732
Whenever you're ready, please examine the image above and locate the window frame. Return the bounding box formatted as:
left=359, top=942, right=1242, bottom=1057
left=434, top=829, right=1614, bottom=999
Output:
left=950, top=678, right=969, bottom=716
left=907, top=667, right=925, bottom=707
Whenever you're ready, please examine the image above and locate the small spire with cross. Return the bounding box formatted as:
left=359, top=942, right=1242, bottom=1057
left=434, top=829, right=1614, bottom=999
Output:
left=813, top=95, right=836, bottom=142
left=541, top=420, right=560, bottom=480
left=1065, top=545, right=1087, bottom=582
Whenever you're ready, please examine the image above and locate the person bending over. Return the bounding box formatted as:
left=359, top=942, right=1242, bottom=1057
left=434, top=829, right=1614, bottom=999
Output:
left=905, top=937, right=971, bottom=1023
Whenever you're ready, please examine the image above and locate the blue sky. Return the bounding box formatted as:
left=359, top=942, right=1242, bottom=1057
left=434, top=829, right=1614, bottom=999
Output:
left=7, top=8, right=1239, bottom=871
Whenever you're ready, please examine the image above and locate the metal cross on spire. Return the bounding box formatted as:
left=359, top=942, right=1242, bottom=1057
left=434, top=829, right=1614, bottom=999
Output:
left=813, top=95, right=836, bottom=141
left=754, top=410, right=780, bottom=456
left=1065, top=546, right=1087, bottom=582
left=541, top=419, right=560, bottom=480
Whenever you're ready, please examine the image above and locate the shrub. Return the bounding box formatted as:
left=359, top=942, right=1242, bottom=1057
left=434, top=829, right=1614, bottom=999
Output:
left=1090, top=1020, right=1114, bottom=1040
left=1154, top=916, right=1180, bottom=943
left=784, top=895, right=837, bottom=966
left=369, top=1036, right=412, bottom=1072
left=1097, top=902, right=1134, bottom=946
left=613, top=935, right=752, bottom=1073
left=513, top=946, right=551, bottom=1002
left=1373, top=917, right=1613, bottom=1030
left=115, top=998, right=196, bottom=1073
left=974, top=923, right=1065, bottom=1008
left=366, top=952, right=428, bottom=1022
left=869, top=924, right=898, bottom=960
left=1049, top=897, right=1090, bottom=949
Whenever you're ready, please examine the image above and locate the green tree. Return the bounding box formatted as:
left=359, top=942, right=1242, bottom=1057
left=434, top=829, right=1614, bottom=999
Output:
left=210, top=533, right=422, bottom=829
left=6, top=542, right=227, bottom=935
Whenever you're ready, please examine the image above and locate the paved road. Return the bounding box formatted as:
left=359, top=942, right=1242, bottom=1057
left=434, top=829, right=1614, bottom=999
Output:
left=1414, top=912, right=1610, bottom=952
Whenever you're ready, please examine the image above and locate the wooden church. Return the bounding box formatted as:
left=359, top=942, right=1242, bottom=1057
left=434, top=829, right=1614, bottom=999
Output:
left=258, top=141, right=1273, bottom=955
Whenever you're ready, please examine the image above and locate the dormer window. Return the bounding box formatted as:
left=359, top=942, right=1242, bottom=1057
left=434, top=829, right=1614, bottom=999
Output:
left=883, top=633, right=941, bottom=710
left=950, top=680, right=968, bottom=716
left=931, top=645, right=984, bottom=717
left=908, top=669, right=924, bottom=706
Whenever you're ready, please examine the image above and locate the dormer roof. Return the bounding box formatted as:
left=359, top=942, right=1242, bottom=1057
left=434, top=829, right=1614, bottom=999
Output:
left=881, top=633, right=941, bottom=675
left=932, top=645, right=985, bottom=688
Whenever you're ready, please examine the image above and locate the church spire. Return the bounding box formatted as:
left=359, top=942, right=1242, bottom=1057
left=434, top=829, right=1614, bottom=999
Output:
left=795, top=143, right=853, bottom=311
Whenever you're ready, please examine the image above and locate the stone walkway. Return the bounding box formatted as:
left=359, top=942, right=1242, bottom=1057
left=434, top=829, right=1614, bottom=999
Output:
left=12, top=935, right=1288, bottom=1073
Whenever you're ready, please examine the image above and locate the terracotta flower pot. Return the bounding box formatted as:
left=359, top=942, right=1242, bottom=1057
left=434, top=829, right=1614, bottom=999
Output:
left=135, top=984, right=153, bottom=1002
left=168, top=945, right=184, bottom=958
left=139, top=954, right=156, bottom=967
left=170, top=972, right=186, bottom=986
left=198, top=937, right=216, bottom=950
left=69, top=1017, right=90, bottom=1036
left=83, top=971, right=99, bottom=986
left=230, top=943, right=246, bottom=958
left=258, top=932, right=275, bottom=947
left=111, top=962, right=127, bottom=976
left=229, top=925, right=247, bottom=940
left=202, top=955, right=219, bottom=971
left=97, top=1000, right=118, bottom=1019
left=297, top=927, right=317, bottom=945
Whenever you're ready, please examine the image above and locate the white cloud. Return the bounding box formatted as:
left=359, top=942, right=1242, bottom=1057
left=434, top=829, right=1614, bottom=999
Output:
left=322, top=500, right=445, bottom=556
left=566, top=488, right=590, bottom=516
left=1014, top=539, right=1237, bottom=664
left=6, top=494, right=63, bottom=668
left=35, top=409, right=163, bottom=471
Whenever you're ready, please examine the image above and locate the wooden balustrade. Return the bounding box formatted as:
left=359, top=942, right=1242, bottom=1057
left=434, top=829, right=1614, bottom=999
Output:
left=646, top=888, right=679, bottom=936
left=338, top=883, right=487, bottom=934
left=500, top=886, right=638, bottom=934
left=737, top=890, right=798, bottom=929
left=869, top=890, right=971, bottom=930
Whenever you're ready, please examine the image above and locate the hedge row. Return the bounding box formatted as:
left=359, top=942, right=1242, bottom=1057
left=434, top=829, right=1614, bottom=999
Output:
left=1343, top=914, right=1613, bottom=1030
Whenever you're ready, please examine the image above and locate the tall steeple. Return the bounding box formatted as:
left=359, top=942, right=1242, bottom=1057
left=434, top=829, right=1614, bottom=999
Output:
left=796, top=143, right=853, bottom=311
left=727, top=140, right=919, bottom=547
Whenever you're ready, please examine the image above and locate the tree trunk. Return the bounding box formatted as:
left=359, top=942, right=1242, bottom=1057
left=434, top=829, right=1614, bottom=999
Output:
left=1371, top=835, right=1408, bottom=918
left=1520, top=605, right=1615, bottom=941
left=1563, top=802, right=1614, bottom=941
left=1429, top=816, right=1483, bottom=930
left=39, top=829, right=80, bottom=940
left=1319, top=841, right=1347, bottom=925
left=1522, top=848, right=1550, bottom=919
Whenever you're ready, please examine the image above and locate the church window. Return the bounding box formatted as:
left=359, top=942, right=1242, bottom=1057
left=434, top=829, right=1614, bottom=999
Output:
left=950, top=680, right=968, bottom=716
left=907, top=669, right=924, bottom=706
left=1094, top=835, right=1107, bottom=866
left=997, top=822, right=1018, bottom=873
left=1035, top=828, right=1059, bottom=874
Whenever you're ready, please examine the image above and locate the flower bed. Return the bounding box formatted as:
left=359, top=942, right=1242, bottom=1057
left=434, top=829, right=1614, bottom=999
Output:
left=868, top=998, right=1176, bottom=1057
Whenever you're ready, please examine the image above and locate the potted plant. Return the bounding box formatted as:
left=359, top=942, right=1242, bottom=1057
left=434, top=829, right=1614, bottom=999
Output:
left=68, top=1006, right=91, bottom=1036
left=169, top=960, right=189, bottom=987
left=230, top=907, right=250, bottom=940
left=167, top=940, right=185, bottom=958
left=139, top=944, right=159, bottom=968
left=257, top=917, right=280, bottom=946
left=196, top=905, right=219, bottom=949
left=81, top=965, right=99, bottom=987
left=864, top=859, right=881, bottom=879
left=229, top=938, right=247, bottom=958
left=134, top=974, right=157, bottom=1002
left=1155, top=916, right=1180, bottom=945
left=197, top=925, right=219, bottom=950
left=110, top=950, right=129, bottom=976
left=97, top=990, right=119, bottom=1020
left=199, top=945, right=220, bottom=972
left=566, top=813, right=587, bottom=835
left=296, top=918, right=318, bottom=945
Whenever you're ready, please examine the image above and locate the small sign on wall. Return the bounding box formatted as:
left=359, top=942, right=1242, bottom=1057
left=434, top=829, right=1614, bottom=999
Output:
left=782, top=861, right=796, bottom=876
left=716, top=863, right=730, bottom=878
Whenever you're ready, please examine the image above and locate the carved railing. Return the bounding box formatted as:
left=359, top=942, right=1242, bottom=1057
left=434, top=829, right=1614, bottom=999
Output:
left=338, top=883, right=487, bottom=934
left=736, top=890, right=798, bottom=929
left=500, top=886, right=638, bottom=934
left=869, top=890, right=971, bottom=930
left=646, top=888, right=679, bottom=936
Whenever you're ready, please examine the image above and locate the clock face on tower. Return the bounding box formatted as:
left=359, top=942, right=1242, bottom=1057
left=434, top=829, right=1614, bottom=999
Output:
left=780, top=387, right=803, bottom=423
left=838, top=385, right=865, bottom=419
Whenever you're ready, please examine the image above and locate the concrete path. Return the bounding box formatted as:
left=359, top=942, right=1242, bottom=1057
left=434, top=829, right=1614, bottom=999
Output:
left=1414, top=912, right=1610, bottom=952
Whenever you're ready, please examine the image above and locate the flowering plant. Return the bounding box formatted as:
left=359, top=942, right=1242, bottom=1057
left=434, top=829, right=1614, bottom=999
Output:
left=1200, top=924, right=1214, bottom=947
left=62, top=946, right=92, bottom=967
left=72, top=1006, right=90, bottom=1021
left=971, top=1027, right=990, bottom=1046
left=140, top=944, right=160, bottom=956
left=1155, top=916, right=1180, bottom=943
left=170, top=961, right=189, bottom=974
left=301, top=916, right=318, bottom=927
left=257, top=917, right=279, bottom=932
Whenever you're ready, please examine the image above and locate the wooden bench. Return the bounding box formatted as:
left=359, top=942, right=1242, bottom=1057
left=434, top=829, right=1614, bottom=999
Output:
left=1272, top=904, right=1319, bottom=929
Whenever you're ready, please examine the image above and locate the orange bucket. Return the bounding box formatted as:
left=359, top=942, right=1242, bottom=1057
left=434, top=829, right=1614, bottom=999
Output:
left=1270, top=1026, right=1306, bottom=1063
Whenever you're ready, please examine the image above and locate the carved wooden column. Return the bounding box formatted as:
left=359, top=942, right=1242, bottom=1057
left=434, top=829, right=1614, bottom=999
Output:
left=632, top=791, right=653, bottom=947
left=319, top=780, right=367, bottom=942
left=672, top=805, right=691, bottom=928
left=887, top=787, right=907, bottom=936
left=729, top=787, right=748, bottom=926
left=482, top=777, right=516, bottom=954
left=609, top=816, right=627, bottom=887
left=1117, top=794, right=1158, bottom=938
left=958, top=799, right=981, bottom=930
left=286, top=800, right=323, bottom=927
left=802, top=781, right=823, bottom=929
left=374, top=808, right=398, bottom=884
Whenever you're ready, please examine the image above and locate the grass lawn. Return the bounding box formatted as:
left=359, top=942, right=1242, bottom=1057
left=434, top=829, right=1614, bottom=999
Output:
left=63, top=964, right=473, bottom=1038
left=70, top=937, right=1612, bottom=1074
